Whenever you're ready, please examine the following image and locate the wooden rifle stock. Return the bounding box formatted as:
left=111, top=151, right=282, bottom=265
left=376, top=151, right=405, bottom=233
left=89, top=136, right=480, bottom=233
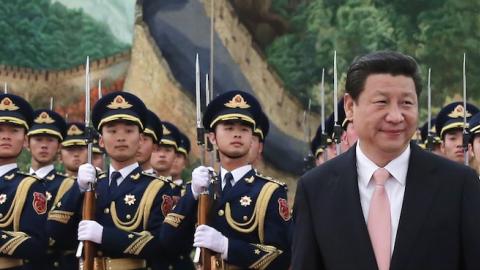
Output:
left=82, top=184, right=96, bottom=270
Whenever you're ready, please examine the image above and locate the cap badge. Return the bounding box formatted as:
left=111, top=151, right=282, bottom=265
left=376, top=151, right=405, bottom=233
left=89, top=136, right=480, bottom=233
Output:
left=224, top=94, right=250, bottom=109
left=34, top=111, right=55, bottom=124
left=0, top=97, right=19, bottom=111
left=107, top=95, right=133, bottom=109
left=448, top=105, right=471, bottom=118
left=67, top=125, right=83, bottom=136
left=163, top=125, right=171, bottom=135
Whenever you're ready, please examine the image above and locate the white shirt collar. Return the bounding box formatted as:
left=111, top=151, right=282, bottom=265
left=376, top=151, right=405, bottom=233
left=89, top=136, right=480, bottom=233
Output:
left=356, top=141, right=410, bottom=187
left=174, top=179, right=183, bottom=186
left=0, top=163, right=17, bottom=178
left=109, top=162, right=139, bottom=182
left=29, top=164, right=55, bottom=179
left=220, top=164, right=253, bottom=185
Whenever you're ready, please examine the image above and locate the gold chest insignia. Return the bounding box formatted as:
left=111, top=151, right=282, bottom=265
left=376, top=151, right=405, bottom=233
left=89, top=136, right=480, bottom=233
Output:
left=239, top=196, right=252, bottom=207
left=124, top=194, right=136, bottom=206
left=0, top=194, right=6, bottom=204
left=46, top=174, right=55, bottom=181
left=4, top=173, right=14, bottom=180
left=46, top=191, right=52, bottom=201
left=130, top=173, right=140, bottom=180
left=244, top=176, right=255, bottom=184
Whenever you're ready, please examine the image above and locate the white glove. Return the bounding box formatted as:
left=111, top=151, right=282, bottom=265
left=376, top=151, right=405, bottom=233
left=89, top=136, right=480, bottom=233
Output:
left=77, top=163, right=97, bottom=192
left=193, top=225, right=229, bottom=259
left=191, top=166, right=213, bottom=199
left=78, top=220, right=103, bottom=244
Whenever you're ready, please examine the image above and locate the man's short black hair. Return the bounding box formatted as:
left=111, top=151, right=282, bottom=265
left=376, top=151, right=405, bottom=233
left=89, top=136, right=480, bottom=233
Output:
left=345, top=51, right=422, bottom=101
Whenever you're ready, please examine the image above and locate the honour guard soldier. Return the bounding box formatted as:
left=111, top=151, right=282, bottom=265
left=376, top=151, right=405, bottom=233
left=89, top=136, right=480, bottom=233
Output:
left=60, top=122, right=89, bottom=177
left=92, top=131, right=106, bottom=171
left=137, top=110, right=163, bottom=175
left=150, top=121, right=181, bottom=178
left=27, top=109, right=78, bottom=269
left=419, top=118, right=442, bottom=155
left=47, top=91, right=175, bottom=270
left=247, top=110, right=269, bottom=168
left=162, top=90, right=292, bottom=269
left=170, top=131, right=191, bottom=193
left=0, top=94, right=48, bottom=269
left=435, top=101, right=479, bottom=163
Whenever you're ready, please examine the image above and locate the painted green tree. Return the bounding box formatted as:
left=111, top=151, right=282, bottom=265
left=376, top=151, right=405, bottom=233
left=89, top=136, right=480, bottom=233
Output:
left=0, top=0, right=129, bottom=69
left=268, top=0, right=480, bottom=118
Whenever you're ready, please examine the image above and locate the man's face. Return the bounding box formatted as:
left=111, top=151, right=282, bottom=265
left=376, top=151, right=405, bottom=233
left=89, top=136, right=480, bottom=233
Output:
left=441, top=129, right=466, bottom=163
left=247, top=135, right=263, bottom=165
left=209, top=121, right=253, bottom=159
left=345, top=74, right=418, bottom=158
left=99, top=121, right=141, bottom=163
left=170, top=153, right=187, bottom=179
left=92, top=153, right=104, bottom=170
left=28, top=134, right=60, bottom=166
left=60, top=145, right=88, bottom=173
left=150, top=145, right=176, bottom=174
left=0, top=123, right=27, bottom=159
left=136, top=135, right=156, bottom=165
left=472, top=136, right=480, bottom=166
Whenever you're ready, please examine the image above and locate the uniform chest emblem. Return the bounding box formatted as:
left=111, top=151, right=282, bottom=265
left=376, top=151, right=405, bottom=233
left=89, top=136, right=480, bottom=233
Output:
left=239, top=196, right=252, bottom=207
left=33, top=192, right=47, bottom=215
left=124, top=194, right=136, bottom=206
left=0, top=194, right=7, bottom=204
left=278, top=198, right=291, bottom=221
left=46, top=191, right=52, bottom=201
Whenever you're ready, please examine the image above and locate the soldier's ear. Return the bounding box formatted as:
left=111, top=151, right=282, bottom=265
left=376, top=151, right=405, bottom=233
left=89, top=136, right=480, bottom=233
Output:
left=23, top=135, right=29, bottom=150
left=99, top=135, right=105, bottom=148
left=207, top=132, right=216, bottom=146
left=344, top=93, right=354, bottom=121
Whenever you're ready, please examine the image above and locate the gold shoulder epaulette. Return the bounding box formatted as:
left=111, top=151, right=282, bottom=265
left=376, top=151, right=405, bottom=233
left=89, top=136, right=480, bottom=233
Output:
left=154, top=175, right=172, bottom=184
left=255, top=173, right=287, bottom=188
left=55, top=172, right=68, bottom=178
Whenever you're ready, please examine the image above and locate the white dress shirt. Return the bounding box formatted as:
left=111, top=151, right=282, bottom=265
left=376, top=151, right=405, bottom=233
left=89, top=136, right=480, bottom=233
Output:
left=220, top=164, right=252, bottom=189
left=29, top=164, right=55, bottom=179
left=143, top=168, right=156, bottom=175
left=356, top=141, right=410, bottom=254
left=0, top=163, right=17, bottom=178
left=108, top=162, right=139, bottom=187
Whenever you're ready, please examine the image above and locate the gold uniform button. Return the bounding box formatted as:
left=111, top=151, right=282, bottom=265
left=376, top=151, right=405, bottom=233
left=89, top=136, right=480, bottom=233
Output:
left=104, top=208, right=110, bottom=214
left=168, top=265, right=173, bottom=270
left=126, top=214, right=131, bottom=219
left=243, top=216, right=248, bottom=221
left=53, top=261, right=59, bottom=267
left=218, top=209, right=224, bottom=216
left=0, top=213, right=3, bottom=218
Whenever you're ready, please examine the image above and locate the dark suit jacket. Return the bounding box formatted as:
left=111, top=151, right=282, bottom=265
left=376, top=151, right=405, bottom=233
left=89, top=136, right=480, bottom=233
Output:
left=291, top=143, right=480, bottom=270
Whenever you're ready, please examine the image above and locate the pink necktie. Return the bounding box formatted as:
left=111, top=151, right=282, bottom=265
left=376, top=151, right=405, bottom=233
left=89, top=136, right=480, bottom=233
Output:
left=368, top=168, right=391, bottom=270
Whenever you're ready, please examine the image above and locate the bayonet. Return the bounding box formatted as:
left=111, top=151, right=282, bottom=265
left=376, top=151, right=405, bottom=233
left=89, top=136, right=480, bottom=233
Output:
left=332, top=51, right=342, bottom=156
left=426, top=68, right=434, bottom=151
left=462, top=53, right=469, bottom=166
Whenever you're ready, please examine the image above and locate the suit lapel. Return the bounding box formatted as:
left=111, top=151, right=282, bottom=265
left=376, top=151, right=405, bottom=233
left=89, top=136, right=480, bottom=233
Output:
left=390, top=144, right=438, bottom=270
left=330, top=146, right=379, bottom=269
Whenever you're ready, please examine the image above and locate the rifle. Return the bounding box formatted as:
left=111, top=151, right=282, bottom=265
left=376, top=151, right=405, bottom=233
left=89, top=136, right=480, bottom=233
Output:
left=76, top=56, right=96, bottom=270
left=303, top=99, right=314, bottom=172
left=193, top=54, right=222, bottom=270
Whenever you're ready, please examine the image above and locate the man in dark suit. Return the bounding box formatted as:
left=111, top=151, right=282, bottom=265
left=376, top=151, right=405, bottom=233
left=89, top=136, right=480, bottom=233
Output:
left=292, top=51, right=480, bottom=270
